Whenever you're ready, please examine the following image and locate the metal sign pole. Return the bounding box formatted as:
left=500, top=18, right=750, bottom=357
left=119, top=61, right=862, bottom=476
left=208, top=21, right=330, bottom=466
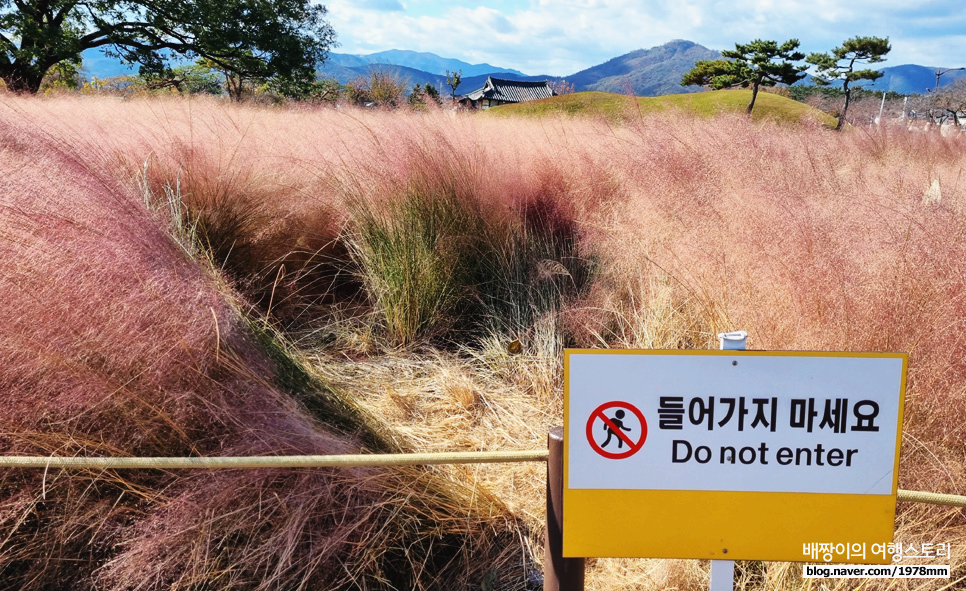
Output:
left=710, top=559, right=735, bottom=591
left=711, top=330, right=748, bottom=591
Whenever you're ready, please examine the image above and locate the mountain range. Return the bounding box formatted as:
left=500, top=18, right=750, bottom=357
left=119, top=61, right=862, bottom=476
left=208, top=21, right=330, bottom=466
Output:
left=316, top=40, right=716, bottom=97
left=566, top=40, right=719, bottom=95
left=326, top=49, right=526, bottom=78
left=81, top=41, right=966, bottom=97
left=863, top=64, right=966, bottom=94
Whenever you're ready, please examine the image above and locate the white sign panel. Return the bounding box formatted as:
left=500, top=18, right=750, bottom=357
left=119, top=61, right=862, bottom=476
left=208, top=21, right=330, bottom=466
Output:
left=567, top=351, right=905, bottom=495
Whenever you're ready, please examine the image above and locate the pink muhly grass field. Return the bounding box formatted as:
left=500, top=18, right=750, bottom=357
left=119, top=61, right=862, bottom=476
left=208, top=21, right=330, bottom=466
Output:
left=0, top=98, right=524, bottom=590
left=3, top=93, right=966, bottom=589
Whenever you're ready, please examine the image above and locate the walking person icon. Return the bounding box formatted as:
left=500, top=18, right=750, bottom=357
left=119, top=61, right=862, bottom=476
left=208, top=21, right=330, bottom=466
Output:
left=586, top=401, right=647, bottom=459
left=602, top=409, right=632, bottom=448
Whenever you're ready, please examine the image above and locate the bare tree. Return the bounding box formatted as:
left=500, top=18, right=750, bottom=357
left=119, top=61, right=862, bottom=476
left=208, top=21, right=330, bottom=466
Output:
left=928, top=78, right=966, bottom=128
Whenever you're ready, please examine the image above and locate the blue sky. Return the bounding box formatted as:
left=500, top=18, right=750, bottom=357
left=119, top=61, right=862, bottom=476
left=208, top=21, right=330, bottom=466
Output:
left=323, top=0, right=966, bottom=76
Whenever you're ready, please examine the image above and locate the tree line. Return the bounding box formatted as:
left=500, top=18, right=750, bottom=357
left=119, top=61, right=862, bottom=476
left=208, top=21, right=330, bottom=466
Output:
left=0, top=3, right=496, bottom=107
left=681, top=36, right=892, bottom=130
left=1, top=0, right=336, bottom=97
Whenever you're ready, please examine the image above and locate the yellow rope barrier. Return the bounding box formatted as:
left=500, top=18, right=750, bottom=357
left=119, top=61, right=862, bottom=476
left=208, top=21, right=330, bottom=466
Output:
left=897, top=489, right=966, bottom=508
left=0, top=450, right=550, bottom=470
left=2, top=451, right=964, bottom=507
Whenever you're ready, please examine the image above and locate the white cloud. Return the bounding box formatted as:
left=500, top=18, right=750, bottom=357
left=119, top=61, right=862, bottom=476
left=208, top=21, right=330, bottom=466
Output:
left=323, top=0, right=966, bottom=75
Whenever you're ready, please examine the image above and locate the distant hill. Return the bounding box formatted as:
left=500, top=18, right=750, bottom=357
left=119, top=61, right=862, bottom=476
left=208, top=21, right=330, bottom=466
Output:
left=795, top=65, right=966, bottom=96
left=80, top=49, right=138, bottom=79
left=319, top=62, right=446, bottom=91
left=320, top=52, right=556, bottom=96
left=80, top=48, right=190, bottom=80
left=568, top=40, right=721, bottom=96
left=862, top=64, right=966, bottom=94
left=327, top=49, right=525, bottom=78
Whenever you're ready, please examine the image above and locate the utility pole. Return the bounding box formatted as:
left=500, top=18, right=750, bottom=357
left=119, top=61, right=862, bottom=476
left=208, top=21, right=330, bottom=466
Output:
left=934, top=67, right=965, bottom=92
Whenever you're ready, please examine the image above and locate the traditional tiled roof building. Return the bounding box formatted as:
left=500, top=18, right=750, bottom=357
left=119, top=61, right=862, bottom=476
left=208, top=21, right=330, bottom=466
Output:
left=459, top=77, right=556, bottom=109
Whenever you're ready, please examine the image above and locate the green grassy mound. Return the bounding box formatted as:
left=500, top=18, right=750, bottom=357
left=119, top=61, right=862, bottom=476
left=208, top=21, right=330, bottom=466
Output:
left=484, top=89, right=837, bottom=127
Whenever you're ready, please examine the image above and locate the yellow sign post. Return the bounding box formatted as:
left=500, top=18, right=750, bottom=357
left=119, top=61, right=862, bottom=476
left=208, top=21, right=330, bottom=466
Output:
left=563, top=349, right=907, bottom=564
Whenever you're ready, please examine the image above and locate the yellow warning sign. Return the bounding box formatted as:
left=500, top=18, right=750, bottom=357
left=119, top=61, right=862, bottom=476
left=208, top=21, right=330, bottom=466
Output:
left=563, top=349, right=907, bottom=563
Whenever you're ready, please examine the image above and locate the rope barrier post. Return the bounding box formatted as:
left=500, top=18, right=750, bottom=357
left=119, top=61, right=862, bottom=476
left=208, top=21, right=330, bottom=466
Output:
left=711, top=330, right=748, bottom=591
left=545, top=426, right=585, bottom=591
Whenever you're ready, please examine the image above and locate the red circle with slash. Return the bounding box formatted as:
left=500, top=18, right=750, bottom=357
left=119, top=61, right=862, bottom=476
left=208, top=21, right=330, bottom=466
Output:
left=586, top=401, right=648, bottom=459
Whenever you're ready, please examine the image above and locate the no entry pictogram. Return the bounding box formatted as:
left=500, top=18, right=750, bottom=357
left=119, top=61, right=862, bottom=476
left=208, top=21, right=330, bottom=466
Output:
left=586, top=401, right=647, bottom=459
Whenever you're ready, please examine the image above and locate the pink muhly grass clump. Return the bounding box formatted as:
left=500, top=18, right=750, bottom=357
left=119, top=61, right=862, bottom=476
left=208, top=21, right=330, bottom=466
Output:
left=0, top=102, right=363, bottom=589
left=585, top=113, right=966, bottom=507
left=337, top=111, right=598, bottom=346
left=0, top=104, right=526, bottom=590
left=0, top=97, right=608, bottom=347
left=566, top=113, right=966, bottom=584
left=2, top=95, right=360, bottom=330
